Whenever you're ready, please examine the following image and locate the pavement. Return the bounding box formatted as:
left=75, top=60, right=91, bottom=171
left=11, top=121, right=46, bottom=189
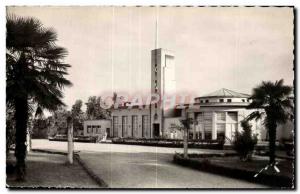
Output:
left=31, top=139, right=268, bottom=189
left=6, top=151, right=100, bottom=188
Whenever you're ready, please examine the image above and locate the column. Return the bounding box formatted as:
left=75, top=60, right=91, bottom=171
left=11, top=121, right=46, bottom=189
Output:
left=212, top=112, right=217, bottom=140
left=192, top=113, right=196, bottom=140
left=201, top=125, right=205, bottom=140
left=225, top=112, right=231, bottom=144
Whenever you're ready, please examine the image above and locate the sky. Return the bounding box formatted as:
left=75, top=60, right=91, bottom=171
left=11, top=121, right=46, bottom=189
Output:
left=7, top=6, right=294, bottom=109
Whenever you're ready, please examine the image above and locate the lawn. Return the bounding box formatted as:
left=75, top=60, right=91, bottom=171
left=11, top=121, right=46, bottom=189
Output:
left=202, top=155, right=294, bottom=179
left=173, top=153, right=294, bottom=188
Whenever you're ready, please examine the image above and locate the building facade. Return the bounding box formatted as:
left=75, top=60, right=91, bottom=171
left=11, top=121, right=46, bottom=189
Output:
left=107, top=48, right=293, bottom=142
left=83, top=120, right=111, bottom=137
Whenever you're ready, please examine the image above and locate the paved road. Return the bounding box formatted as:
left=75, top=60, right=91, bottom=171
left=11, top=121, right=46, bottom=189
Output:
left=32, top=139, right=267, bottom=189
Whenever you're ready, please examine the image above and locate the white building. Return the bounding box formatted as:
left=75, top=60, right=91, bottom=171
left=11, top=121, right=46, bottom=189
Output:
left=83, top=120, right=111, bottom=137
left=108, top=48, right=293, bottom=143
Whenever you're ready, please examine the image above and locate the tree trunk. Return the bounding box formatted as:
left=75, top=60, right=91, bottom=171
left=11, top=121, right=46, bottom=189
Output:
left=14, top=96, right=28, bottom=181
left=26, top=131, right=31, bottom=152
left=67, top=117, right=73, bottom=164
left=268, top=122, right=277, bottom=165
left=183, top=128, right=188, bottom=159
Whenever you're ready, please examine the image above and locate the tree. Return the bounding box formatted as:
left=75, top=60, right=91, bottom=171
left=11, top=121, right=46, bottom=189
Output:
left=71, top=100, right=84, bottom=135
left=173, top=108, right=193, bottom=159
left=48, top=106, right=70, bottom=137
left=6, top=15, right=72, bottom=180
left=233, top=120, right=258, bottom=161
left=86, top=96, right=110, bottom=120
left=246, top=79, right=293, bottom=165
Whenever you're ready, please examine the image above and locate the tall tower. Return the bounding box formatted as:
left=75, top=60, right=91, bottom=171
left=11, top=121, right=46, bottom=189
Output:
left=151, top=49, right=175, bottom=138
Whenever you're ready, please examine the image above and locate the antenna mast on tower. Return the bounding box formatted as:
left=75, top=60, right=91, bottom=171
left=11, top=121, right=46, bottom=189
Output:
left=155, top=6, right=159, bottom=49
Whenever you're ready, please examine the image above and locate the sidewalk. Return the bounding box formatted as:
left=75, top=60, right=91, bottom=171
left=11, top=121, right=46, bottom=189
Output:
left=7, top=151, right=101, bottom=188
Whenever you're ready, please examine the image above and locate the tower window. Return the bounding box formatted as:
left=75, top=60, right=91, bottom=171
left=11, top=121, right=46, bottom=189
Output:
left=155, top=103, right=158, bottom=108
left=227, top=99, right=232, bottom=103
left=219, top=99, right=224, bottom=103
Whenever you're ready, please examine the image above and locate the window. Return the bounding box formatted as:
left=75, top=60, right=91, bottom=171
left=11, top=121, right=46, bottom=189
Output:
left=196, top=112, right=204, bottom=122
left=216, top=123, right=226, bottom=132
left=87, top=125, right=92, bottom=133
left=219, top=99, right=224, bottom=103
left=227, top=99, right=232, bottom=103
left=113, top=116, right=118, bottom=137
left=247, top=99, right=250, bottom=102
left=242, top=99, right=245, bottom=102
left=216, top=112, right=225, bottom=121
left=155, top=103, right=158, bottom=108
left=132, top=116, right=138, bottom=137
left=227, top=112, right=238, bottom=123
left=122, top=116, right=128, bottom=137
left=154, top=113, right=158, bottom=120
left=200, top=100, right=203, bottom=103
left=205, top=99, right=209, bottom=103
left=142, top=115, right=150, bottom=137
left=97, top=125, right=101, bottom=134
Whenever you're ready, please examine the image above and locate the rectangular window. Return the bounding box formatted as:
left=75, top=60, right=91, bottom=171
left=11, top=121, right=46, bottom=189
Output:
left=205, top=99, right=209, bottom=103
left=87, top=125, right=92, bottom=133
left=142, top=115, right=150, bottom=138
left=97, top=125, right=101, bottom=134
left=219, top=99, right=224, bottom=102
left=204, top=112, right=212, bottom=120
left=216, top=112, right=226, bottom=121
left=132, top=115, right=138, bottom=138
left=122, top=116, right=128, bottom=137
left=216, top=123, right=226, bottom=132
left=113, top=116, right=118, bottom=137
left=227, top=99, right=232, bottom=103
left=196, top=112, right=204, bottom=122
left=227, top=112, right=238, bottom=123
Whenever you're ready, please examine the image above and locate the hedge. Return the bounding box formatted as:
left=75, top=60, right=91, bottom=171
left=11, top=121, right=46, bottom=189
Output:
left=173, top=153, right=293, bottom=188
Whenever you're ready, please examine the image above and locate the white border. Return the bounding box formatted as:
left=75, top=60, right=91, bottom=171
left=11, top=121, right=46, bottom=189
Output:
left=0, top=1, right=298, bottom=194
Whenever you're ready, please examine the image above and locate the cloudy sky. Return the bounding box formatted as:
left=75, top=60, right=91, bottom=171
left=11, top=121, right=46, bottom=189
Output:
left=7, top=6, right=294, bottom=109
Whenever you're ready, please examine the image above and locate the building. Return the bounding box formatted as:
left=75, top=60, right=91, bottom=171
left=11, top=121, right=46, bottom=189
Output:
left=174, top=88, right=263, bottom=143
left=108, top=48, right=293, bottom=143
left=83, top=120, right=111, bottom=137
left=111, top=48, right=176, bottom=139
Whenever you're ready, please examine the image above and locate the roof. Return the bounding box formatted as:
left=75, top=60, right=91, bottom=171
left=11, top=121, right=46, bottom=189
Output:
left=197, top=88, right=250, bottom=98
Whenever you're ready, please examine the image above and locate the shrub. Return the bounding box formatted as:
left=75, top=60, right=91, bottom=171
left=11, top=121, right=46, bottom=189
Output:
left=233, top=120, right=258, bottom=161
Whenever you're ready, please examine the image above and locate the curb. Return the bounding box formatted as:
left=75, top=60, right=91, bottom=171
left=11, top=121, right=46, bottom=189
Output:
left=74, top=154, right=109, bottom=188
left=31, top=149, right=109, bottom=188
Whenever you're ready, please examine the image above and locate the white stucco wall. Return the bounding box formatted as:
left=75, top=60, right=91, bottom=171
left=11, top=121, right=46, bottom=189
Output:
left=83, top=120, right=111, bottom=137
left=112, top=108, right=151, bottom=138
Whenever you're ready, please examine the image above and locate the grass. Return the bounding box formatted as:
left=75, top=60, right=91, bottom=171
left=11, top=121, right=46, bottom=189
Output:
left=173, top=153, right=294, bottom=188
left=205, top=156, right=293, bottom=179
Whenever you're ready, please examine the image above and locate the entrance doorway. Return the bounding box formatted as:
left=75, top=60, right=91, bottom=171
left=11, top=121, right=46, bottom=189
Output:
left=153, top=124, right=160, bottom=137
left=106, top=128, right=110, bottom=138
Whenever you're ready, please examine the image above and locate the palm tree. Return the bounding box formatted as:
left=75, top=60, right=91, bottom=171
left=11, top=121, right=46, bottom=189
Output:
left=246, top=79, right=293, bottom=165
left=6, top=15, right=72, bottom=180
